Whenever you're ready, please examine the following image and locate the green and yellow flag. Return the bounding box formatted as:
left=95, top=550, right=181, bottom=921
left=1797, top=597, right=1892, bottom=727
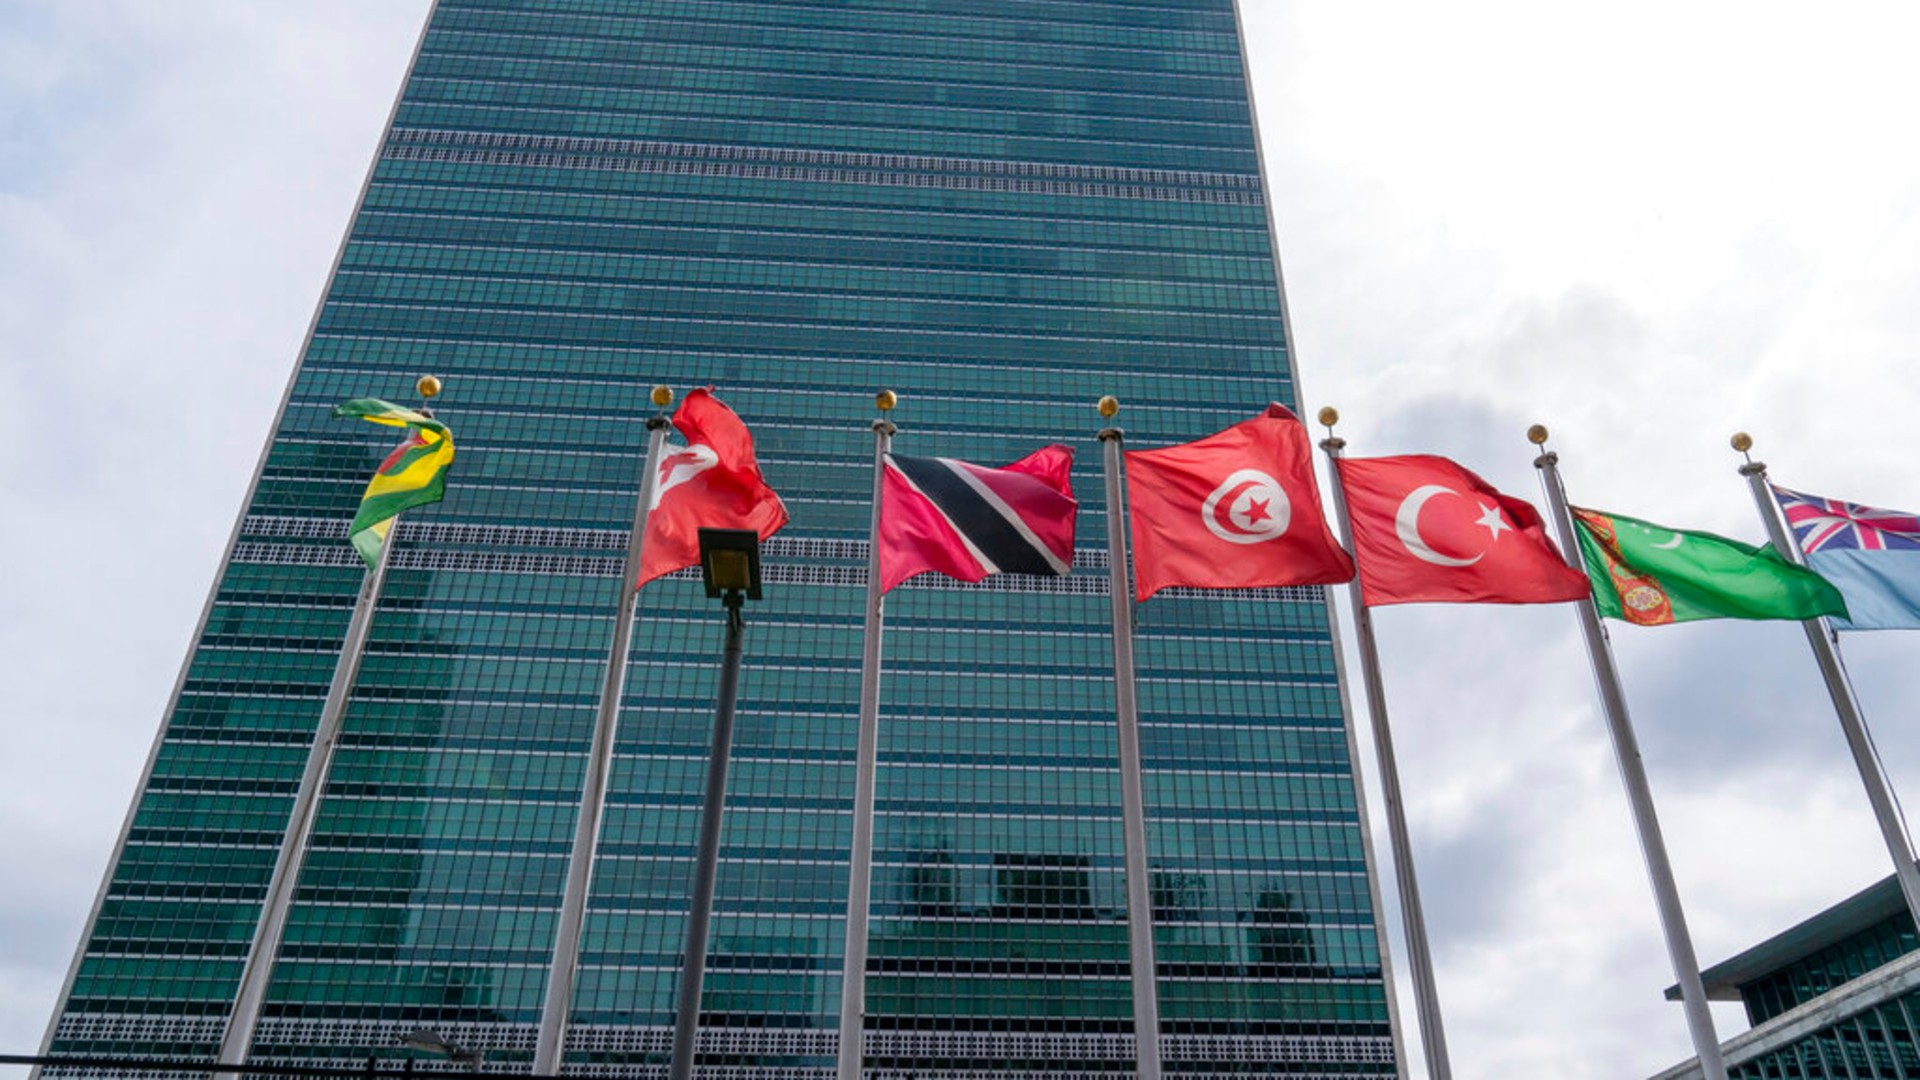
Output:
left=335, top=398, right=454, bottom=567
left=1572, top=507, right=1845, bottom=626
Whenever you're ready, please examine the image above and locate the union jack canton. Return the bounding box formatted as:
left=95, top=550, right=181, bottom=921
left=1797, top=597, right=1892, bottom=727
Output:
left=1773, top=486, right=1920, bottom=553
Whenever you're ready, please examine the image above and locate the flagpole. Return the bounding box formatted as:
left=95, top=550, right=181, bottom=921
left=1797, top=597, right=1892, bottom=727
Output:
left=1096, top=396, right=1163, bottom=1080
left=1315, top=409, right=1452, bottom=1080
left=216, top=376, right=445, bottom=1071
left=1530, top=427, right=1728, bottom=1080
left=216, top=516, right=396, bottom=1071
left=533, top=386, right=676, bottom=1075
left=1731, top=433, right=1920, bottom=925
left=837, top=390, right=897, bottom=1080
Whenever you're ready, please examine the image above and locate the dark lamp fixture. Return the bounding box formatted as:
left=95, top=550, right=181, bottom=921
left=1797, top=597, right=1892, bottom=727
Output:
left=698, top=528, right=762, bottom=599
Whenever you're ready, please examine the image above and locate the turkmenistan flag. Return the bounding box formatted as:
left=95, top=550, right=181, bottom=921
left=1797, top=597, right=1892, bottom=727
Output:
left=1572, top=507, right=1846, bottom=626
left=335, top=398, right=454, bottom=567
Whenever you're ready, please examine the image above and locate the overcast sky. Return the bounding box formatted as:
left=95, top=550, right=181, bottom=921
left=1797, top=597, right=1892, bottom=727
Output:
left=6, top=3, right=1920, bottom=1078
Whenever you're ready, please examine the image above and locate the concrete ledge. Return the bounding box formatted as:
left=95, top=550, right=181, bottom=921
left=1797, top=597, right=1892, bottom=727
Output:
left=1649, top=948, right=1920, bottom=1079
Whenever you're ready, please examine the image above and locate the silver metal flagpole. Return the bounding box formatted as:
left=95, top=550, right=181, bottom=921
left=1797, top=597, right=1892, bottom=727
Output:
left=1530, top=426, right=1728, bottom=1080
left=1096, top=396, right=1163, bottom=1080
left=1315, top=408, right=1452, bottom=1080
left=533, top=386, right=676, bottom=1075
left=217, top=376, right=447, bottom=1070
left=837, top=390, right=898, bottom=1080
left=216, top=519, right=396, bottom=1071
left=1731, top=432, right=1920, bottom=925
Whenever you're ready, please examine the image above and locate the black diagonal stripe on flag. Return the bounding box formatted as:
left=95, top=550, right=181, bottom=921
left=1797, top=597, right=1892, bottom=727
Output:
left=888, top=453, right=1065, bottom=577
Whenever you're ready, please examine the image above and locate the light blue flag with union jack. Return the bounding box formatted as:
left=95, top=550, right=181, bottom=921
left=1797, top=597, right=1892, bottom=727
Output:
left=1774, top=485, right=1920, bottom=630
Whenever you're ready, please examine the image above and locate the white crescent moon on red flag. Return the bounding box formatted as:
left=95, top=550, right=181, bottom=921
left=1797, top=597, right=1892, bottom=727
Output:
left=1395, top=485, right=1482, bottom=567
left=1201, top=469, right=1291, bottom=545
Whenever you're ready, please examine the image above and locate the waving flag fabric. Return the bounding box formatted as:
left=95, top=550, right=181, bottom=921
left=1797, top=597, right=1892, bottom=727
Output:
left=638, top=388, right=789, bottom=586
left=1336, top=455, right=1590, bottom=605
left=878, top=446, right=1077, bottom=594
left=1123, top=404, right=1353, bottom=601
left=335, top=398, right=454, bottom=568
left=1773, top=485, right=1920, bottom=630
left=1573, top=507, right=1846, bottom=625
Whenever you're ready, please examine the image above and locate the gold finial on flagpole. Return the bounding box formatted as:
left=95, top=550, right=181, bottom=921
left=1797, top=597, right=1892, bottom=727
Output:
left=1316, top=407, right=1343, bottom=451
left=1731, top=431, right=1760, bottom=472
left=416, top=375, right=442, bottom=400
left=876, top=389, right=898, bottom=413
left=1097, top=395, right=1119, bottom=419
left=1527, top=423, right=1550, bottom=446
left=651, top=385, right=674, bottom=409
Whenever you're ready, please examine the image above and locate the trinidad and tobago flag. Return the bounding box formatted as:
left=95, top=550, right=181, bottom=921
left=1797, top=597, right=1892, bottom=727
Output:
left=877, top=446, right=1078, bottom=594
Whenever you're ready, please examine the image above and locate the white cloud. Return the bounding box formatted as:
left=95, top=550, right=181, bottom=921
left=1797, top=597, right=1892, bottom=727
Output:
left=0, top=0, right=429, bottom=1062
left=1246, top=3, right=1920, bottom=1076
left=5, top=4, right=1920, bottom=1079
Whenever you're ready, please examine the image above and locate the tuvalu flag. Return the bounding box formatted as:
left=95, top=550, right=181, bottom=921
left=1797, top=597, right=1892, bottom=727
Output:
left=638, top=388, right=789, bottom=586
left=1337, top=454, right=1589, bottom=606
left=335, top=398, right=454, bottom=568
left=1124, top=404, right=1353, bottom=601
left=1772, top=486, right=1920, bottom=630
left=1572, top=507, right=1847, bottom=625
left=878, top=446, right=1077, bottom=594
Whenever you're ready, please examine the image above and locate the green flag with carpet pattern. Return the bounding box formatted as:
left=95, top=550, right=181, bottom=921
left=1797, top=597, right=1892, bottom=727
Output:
left=1573, top=507, right=1845, bottom=626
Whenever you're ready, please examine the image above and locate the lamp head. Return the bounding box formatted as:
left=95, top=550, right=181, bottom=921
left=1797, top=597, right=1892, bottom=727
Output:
left=698, top=528, right=763, bottom=601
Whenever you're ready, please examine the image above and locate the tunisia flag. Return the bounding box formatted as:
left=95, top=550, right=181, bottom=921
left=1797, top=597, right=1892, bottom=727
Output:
left=1124, top=404, right=1354, bottom=601
left=637, top=388, right=789, bottom=586
left=1335, top=454, right=1588, bottom=606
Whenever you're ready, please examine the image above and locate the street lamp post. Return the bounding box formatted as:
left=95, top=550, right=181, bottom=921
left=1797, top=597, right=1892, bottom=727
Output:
left=668, top=528, right=763, bottom=1080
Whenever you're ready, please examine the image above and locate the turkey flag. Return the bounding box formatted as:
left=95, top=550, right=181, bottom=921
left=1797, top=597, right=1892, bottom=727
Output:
left=1124, top=404, right=1354, bottom=601
left=1334, top=454, right=1588, bottom=606
left=637, top=388, right=789, bottom=586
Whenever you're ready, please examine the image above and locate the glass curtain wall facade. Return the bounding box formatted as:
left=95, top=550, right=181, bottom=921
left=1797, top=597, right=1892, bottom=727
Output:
left=43, top=1, right=1397, bottom=1075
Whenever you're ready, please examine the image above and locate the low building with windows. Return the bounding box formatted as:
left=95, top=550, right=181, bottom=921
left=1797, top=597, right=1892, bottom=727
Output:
left=1651, top=875, right=1920, bottom=1078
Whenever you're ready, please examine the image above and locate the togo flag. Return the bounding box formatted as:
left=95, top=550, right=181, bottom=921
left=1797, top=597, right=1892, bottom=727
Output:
left=1572, top=507, right=1846, bottom=626
left=335, top=398, right=454, bottom=568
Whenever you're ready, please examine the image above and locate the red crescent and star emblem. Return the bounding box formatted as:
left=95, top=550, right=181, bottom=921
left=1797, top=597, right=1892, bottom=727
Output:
left=1202, top=469, right=1291, bottom=544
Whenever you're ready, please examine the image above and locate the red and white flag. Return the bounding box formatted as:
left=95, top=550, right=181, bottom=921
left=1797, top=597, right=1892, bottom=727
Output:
left=878, top=446, right=1077, bottom=594
left=1124, top=404, right=1354, bottom=601
left=637, top=388, right=789, bottom=586
left=1335, top=454, right=1587, bottom=606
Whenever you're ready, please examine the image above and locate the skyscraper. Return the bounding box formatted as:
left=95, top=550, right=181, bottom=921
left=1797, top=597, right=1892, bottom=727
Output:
left=41, top=2, right=1400, bottom=1076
